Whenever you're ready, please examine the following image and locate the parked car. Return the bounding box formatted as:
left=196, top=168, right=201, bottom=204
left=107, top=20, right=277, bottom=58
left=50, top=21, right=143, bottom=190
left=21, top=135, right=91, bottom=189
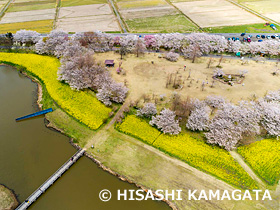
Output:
left=271, top=35, right=276, bottom=39
left=232, top=37, right=236, bottom=41
left=261, top=35, right=266, bottom=39
left=227, top=38, right=231, bottom=41
left=248, top=35, right=252, bottom=38
left=256, top=35, right=260, bottom=39
left=275, top=34, right=279, bottom=38
left=266, top=35, right=271, bottom=39
left=241, top=33, right=246, bottom=36
left=247, top=37, right=251, bottom=42
left=243, top=38, right=247, bottom=42
left=258, top=40, right=263, bottom=42
left=236, top=37, right=240, bottom=41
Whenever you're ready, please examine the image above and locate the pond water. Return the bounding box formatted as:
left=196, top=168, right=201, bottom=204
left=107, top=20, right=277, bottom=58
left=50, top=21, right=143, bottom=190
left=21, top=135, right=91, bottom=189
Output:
left=0, top=65, right=170, bottom=210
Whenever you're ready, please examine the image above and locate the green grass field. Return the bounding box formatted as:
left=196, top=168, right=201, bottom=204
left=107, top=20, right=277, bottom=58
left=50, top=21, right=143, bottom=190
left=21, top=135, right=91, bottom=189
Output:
left=126, top=14, right=199, bottom=33
left=116, top=115, right=258, bottom=189
left=61, top=0, right=107, bottom=7
left=204, top=23, right=276, bottom=33
left=0, top=20, right=53, bottom=33
left=237, top=139, right=280, bottom=186
left=7, top=0, right=56, bottom=12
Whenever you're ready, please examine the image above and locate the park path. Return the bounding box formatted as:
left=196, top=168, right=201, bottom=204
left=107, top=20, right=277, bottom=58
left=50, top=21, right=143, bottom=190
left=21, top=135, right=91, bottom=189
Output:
left=230, top=150, right=266, bottom=188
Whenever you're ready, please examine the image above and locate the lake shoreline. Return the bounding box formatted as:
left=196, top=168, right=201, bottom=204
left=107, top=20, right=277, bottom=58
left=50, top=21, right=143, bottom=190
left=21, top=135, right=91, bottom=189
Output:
left=15, top=64, right=176, bottom=210
left=0, top=184, right=19, bottom=210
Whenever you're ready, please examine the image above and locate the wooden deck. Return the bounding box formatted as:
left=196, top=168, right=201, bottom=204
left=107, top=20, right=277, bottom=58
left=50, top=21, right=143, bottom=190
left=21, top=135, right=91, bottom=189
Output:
left=15, top=149, right=85, bottom=210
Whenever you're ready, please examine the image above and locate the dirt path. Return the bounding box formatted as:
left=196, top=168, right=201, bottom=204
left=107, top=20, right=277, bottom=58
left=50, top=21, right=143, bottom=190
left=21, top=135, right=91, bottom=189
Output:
left=230, top=150, right=266, bottom=188
left=104, top=99, right=130, bottom=130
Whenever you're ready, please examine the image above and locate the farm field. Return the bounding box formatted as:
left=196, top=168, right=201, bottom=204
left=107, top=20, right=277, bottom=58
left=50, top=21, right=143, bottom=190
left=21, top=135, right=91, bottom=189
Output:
left=57, top=4, right=120, bottom=32
left=95, top=52, right=280, bottom=103
left=6, top=0, right=56, bottom=12
left=237, top=139, right=280, bottom=186
left=61, top=0, right=107, bottom=7
left=205, top=23, right=276, bottom=33
left=116, top=0, right=168, bottom=9
left=0, top=0, right=8, bottom=11
left=126, top=14, right=198, bottom=33
left=172, top=0, right=265, bottom=28
left=0, top=19, right=53, bottom=33
left=116, top=115, right=258, bottom=189
left=0, top=53, right=111, bottom=130
left=115, top=0, right=198, bottom=32
left=0, top=8, right=56, bottom=24
left=234, top=0, right=280, bottom=23
left=0, top=0, right=56, bottom=33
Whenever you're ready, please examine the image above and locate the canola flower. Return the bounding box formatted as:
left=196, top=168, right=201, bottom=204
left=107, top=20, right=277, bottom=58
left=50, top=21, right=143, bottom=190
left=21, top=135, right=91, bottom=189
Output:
left=116, top=115, right=161, bottom=144
left=237, top=139, right=280, bottom=185
left=0, top=53, right=111, bottom=130
left=117, top=115, right=258, bottom=190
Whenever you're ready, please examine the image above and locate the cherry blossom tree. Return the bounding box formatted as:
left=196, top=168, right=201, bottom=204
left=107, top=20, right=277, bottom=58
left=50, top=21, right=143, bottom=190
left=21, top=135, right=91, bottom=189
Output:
left=150, top=108, right=181, bottom=135
left=205, top=95, right=226, bottom=109
left=164, top=51, right=179, bottom=62
left=205, top=101, right=261, bottom=150
left=133, top=38, right=146, bottom=57
left=14, top=30, right=40, bottom=45
left=186, top=102, right=211, bottom=131
left=137, top=103, right=157, bottom=118
left=97, top=82, right=128, bottom=106
left=36, top=30, right=68, bottom=55
left=264, top=89, right=280, bottom=102
left=255, top=100, right=280, bottom=137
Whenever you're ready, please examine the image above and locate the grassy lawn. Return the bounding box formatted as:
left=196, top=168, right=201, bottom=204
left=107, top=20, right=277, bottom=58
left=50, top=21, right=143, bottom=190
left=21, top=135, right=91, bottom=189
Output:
left=126, top=14, right=199, bottom=33
left=117, top=0, right=167, bottom=9
left=0, top=20, right=53, bottom=33
left=205, top=23, right=276, bottom=33
left=116, top=115, right=258, bottom=190
left=237, top=139, right=280, bottom=186
left=61, top=0, right=108, bottom=7
left=0, top=185, right=17, bottom=210
left=7, top=0, right=56, bottom=12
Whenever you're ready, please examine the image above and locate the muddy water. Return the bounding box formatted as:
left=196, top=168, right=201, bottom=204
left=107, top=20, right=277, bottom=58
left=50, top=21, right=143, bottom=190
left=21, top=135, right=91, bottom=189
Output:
left=0, top=65, right=170, bottom=210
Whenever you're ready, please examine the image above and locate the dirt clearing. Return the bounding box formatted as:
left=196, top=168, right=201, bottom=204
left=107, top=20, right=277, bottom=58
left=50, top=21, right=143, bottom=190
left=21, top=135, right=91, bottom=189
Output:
left=173, top=0, right=265, bottom=27
left=95, top=52, right=280, bottom=103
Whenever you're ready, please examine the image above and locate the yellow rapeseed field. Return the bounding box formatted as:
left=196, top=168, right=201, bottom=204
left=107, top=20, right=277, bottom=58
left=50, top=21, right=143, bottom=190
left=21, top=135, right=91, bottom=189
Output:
left=116, top=115, right=161, bottom=144
left=237, top=139, right=280, bottom=185
left=0, top=53, right=111, bottom=130
left=116, top=115, right=258, bottom=189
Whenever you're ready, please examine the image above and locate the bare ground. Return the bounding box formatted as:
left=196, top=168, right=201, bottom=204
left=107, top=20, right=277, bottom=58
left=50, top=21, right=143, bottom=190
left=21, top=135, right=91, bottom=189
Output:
left=95, top=52, right=280, bottom=103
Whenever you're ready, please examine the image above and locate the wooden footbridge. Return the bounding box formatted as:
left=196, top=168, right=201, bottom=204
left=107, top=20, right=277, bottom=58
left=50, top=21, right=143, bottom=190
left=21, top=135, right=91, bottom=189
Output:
left=15, top=149, right=85, bottom=210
